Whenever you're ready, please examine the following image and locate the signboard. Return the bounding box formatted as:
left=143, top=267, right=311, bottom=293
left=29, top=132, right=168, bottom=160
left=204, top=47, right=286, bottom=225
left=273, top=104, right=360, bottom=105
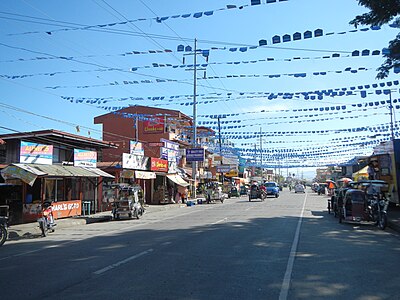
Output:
left=225, top=169, right=239, bottom=177
left=20, top=141, right=53, bottom=165
left=148, top=142, right=164, bottom=147
left=168, top=161, right=178, bottom=174
left=150, top=158, right=168, bottom=172
left=161, top=138, right=179, bottom=151
left=216, top=165, right=234, bottom=173
left=186, top=148, right=205, bottom=162
left=74, top=149, right=97, bottom=168
left=143, top=117, right=164, bottom=134
left=130, top=141, right=144, bottom=155
left=122, top=153, right=149, bottom=170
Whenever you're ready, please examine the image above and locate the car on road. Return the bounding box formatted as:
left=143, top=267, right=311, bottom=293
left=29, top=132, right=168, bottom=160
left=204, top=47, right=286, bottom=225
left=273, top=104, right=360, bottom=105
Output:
left=264, top=182, right=280, bottom=198
left=294, top=184, right=305, bottom=193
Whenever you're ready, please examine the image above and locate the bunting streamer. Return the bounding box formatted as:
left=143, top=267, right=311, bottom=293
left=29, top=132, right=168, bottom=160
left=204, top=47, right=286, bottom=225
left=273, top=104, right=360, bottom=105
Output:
left=0, top=47, right=388, bottom=80
left=9, top=1, right=288, bottom=36
left=48, top=66, right=371, bottom=90
left=61, top=80, right=399, bottom=109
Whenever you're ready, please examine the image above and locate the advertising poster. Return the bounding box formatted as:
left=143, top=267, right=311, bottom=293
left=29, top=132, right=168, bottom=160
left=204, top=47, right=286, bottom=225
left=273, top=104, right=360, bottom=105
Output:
left=130, top=141, right=144, bottom=155
left=20, top=141, right=53, bottom=165
left=150, top=158, right=168, bottom=172
left=74, top=149, right=97, bottom=167
left=143, top=116, right=164, bottom=134
left=122, top=153, right=149, bottom=170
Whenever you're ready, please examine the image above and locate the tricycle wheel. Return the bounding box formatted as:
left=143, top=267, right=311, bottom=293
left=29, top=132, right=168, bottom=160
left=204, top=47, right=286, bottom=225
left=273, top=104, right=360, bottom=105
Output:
left=338, top=209, right=343, bottom=223
left=378, top=213, right=387, bottom=230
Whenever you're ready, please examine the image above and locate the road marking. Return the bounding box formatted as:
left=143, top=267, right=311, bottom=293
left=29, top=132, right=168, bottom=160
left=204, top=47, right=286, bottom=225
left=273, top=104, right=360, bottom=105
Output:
left=212, top=217, right=228, bottom=225
left=279, top=192, right=307, bottom=300
left=93, top=248, right=154, bottom=275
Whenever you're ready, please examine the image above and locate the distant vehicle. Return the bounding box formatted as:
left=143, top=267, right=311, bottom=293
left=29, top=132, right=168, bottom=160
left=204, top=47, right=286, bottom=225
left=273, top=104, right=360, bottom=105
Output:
left=228, top=187, right=240, bottom=198
left=249, top=184, right=266, bottom=202
left=264, top=182, right=280, bottom=198
left=294, top=184, right=305, bottom=193
left=240, top=185, right=248, bottom=196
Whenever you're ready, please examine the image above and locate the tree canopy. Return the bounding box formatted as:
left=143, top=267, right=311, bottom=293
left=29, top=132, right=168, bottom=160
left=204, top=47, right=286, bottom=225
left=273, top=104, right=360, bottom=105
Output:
left=350, top=0, right=400, bottom=79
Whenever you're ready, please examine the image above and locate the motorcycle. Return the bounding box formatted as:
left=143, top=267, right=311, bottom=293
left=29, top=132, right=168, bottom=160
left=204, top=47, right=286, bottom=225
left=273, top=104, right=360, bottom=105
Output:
left=0, top=216, right=8, bottom=246
left=37, top=201, right=56, bottom=237
left=366, top=193, right=389, bottom=230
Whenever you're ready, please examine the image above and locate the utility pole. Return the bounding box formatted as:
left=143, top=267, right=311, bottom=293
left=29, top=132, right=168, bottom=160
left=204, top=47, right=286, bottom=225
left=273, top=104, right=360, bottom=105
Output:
left=192, top=38, right=198, bottom=199
left=260, top=127, right=263, bottom=180
left=218, top=116, right=224, bottom=186
left=389, top=90, right=395, bottom=142
left=183, top=39, right=207, bottom=199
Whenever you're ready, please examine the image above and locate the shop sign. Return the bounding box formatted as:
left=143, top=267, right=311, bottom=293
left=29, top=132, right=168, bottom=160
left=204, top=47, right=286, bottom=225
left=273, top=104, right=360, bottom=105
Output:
left=150, top=158, right=168, bottom=172
left=74, top=149, right=97, bottom=167
left=20, top=141, right=53, bottom=165
left=122, top=153, right=148, bottom=170
left=51, top=200, right=81, bottom=219
left=130, top=141, right=144, bottom=155
left=161, top=138, right=179, bottom=151
left=225, top=169, right=239, bottom=177
left=216, top=165, right=234, bottom=173
left=135, top=171, right=156, bottom=179
left=121, top=169, right=135, bottom=178
left=161, top=147, right=178, bottom=162
left=143, top=117, right=164, bottom=134
left=23, top=200, right=81, bottom=222
left=186, top=148, right=205, bottom=162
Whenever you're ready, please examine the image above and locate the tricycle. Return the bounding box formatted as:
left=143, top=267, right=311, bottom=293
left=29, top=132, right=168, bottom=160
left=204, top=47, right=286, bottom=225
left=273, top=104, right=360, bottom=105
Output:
left=111, top=184, right=144, bottom=220
left=205, top=182, right=227, bottom=203
left=249, top=184, right=266, bottom=202
left=338, top=180, right=389, bottom=229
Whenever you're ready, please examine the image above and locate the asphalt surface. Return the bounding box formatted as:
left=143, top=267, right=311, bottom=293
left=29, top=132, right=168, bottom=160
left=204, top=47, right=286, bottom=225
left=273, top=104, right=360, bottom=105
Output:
left=1, top=190, right=400, bottom=300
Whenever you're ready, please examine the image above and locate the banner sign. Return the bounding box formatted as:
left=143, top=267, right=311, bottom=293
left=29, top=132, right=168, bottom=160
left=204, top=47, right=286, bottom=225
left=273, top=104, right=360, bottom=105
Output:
left=168, top=161, right=178, bottom=174
left=130, top=140, right=144, bottom=155
left=150, top=158, right=168, bottom=172
left=74, top=149, right=97, bottom=167
left=20, top=141, right=53, bottom=165
left=122, top=153, right=149, bottom=170
left=161, top=138, right=179, bottom=151
left=216, top=165, right=235, bottom=173
left=143, top=116, right=164, bottom=134
left=186, top=148, right=205, bottom=162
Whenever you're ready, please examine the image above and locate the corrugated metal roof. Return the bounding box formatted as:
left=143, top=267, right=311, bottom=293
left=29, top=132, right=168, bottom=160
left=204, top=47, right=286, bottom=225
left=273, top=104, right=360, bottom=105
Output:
left=13, top=164, right=114, bottom=178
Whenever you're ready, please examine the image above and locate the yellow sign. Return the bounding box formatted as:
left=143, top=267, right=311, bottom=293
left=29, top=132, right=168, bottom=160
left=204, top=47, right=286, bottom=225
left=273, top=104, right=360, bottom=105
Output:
left=225, top=170, right=238, bottom=177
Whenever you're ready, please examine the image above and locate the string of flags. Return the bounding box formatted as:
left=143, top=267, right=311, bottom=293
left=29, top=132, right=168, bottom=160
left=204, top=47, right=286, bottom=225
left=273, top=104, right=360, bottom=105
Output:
left=9, top=1, right=288, bottom=36
left=47, top=66, right=372, bottom=90
left=61, top=80, right=399, bottom=110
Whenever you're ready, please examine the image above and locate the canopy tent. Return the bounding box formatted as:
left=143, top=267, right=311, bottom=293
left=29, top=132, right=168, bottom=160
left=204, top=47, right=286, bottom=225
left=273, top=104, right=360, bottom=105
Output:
left=167, top=174, right=189, bottom=187
left=352, top=166, right=369, bottom=182
left=1, top=163, right=114, bottom=186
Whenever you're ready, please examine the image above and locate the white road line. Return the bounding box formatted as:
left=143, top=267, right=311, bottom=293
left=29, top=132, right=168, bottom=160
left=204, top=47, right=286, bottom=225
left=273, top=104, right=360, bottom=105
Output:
left=93, top=249, right=154, bottom=275
left=279, top=192, right=308, bottom=300
left=212, top=217, right=228, bottom=225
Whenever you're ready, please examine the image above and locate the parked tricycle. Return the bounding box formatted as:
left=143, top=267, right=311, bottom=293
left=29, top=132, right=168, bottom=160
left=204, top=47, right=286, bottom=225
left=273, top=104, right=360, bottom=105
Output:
left=205, top=182, right=227, bottom=203
left=337, top=180, right=389, bottom=229
left=111, top=184, right=144, bottom=220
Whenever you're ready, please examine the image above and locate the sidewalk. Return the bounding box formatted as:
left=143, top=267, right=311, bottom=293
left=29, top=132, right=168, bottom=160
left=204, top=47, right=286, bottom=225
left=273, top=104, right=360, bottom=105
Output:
left=7, top=203, right=187, bottom=241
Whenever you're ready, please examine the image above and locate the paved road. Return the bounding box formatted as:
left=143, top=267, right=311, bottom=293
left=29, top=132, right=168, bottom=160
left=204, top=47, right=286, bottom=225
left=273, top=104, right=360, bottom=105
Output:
left=1, top=189, right=400, bottom=300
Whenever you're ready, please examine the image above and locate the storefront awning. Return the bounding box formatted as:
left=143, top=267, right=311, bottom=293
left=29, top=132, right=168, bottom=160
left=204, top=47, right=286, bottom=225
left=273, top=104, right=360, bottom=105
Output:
left=166, top=174, right=189, bottom=187
left=135, top=170, right=156, bottom=179
left=1, top=163, right=114, bottom=186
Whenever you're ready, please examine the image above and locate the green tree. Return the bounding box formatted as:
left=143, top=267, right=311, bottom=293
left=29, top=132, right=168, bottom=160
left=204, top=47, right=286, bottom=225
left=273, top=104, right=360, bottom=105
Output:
left=350, top=0, right=400, bottom=79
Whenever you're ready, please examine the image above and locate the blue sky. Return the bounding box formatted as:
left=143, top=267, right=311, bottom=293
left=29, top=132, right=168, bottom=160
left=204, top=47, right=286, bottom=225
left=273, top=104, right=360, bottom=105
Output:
left=0, top=0, right=398, bottom=177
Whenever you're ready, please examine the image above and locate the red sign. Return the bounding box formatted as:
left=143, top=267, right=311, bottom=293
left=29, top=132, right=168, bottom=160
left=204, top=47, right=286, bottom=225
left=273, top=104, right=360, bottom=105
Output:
left=144, top=117, right=164, bottom=134
left=150, top=158, right=168, bottom=172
